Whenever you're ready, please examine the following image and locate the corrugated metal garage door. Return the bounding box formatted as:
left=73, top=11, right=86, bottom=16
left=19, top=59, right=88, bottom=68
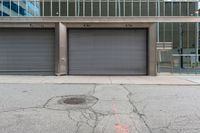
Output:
left=0, top=28, right=55, bottom=75
left=69, top=29, right=147, bottom=75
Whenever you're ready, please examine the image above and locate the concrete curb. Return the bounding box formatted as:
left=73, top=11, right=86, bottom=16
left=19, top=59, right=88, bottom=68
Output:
left=0, top=76, right=199, bottom=85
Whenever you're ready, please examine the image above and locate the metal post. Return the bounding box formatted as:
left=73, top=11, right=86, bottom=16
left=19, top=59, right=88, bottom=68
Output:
left=179, top=1, right=181, bottom=16
left=99, top=0, right=101, bottom=16
left=139, top=0, right=141, bottom=16
left=83, top=0, right=85, bottom=16
left=107, top=0, right=109, bottom=16
left=123, top=0, right=125, bottom=16
left=196, top=2, right=200, bottom=63
left=50, top=0, right=52, bottom=16
left=157, top=0, right=160, bottom=42
left=67, top=0, right=69, bottom=16
left=9, top=0, right=11, bottom=16
left=34, top=0, right=36, bottom=16
left=157, top=0, right=160, bottom=16
left=75, top=0, right=77, bottom=16
left=91, top=0, right=93, bottom=16
left=118, top=0, right=120, bottom=16
left=115, top=0, right=117, bottom=16
left=131, top=0, right=133, bottom=16
left=163, top=1, right=165, bottom=16
left=18, top=0, right=19, bottom=16
left=27, top=0, right=29, bottom=16
left=59, top=0, right=60, bottom=16
left=77, top=0, right=80, bottom=16
left=147, top=0, right=149, bottom=16
left=186, top=2, right=189, bottom=48
left=179, top=23, right=183, bottom=68
left=196, top=12, right=199, bottom=62
left=91, top=0, right=94, bottom=16
left=42, top=0, right=44, bottom=16
left=171, top=0, right=173, bottom=16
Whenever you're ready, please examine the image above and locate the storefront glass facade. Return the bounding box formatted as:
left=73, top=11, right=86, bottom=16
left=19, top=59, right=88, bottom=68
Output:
left=0, top=0, right=199, bottom=74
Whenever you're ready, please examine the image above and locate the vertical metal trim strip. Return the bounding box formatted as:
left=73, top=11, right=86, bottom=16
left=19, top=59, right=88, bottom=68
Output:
left=91, top=0, right=93, bottom=16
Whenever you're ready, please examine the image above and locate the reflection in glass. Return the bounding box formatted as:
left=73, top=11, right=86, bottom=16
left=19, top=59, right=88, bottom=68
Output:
left=0, top=0, right=200, bottom=17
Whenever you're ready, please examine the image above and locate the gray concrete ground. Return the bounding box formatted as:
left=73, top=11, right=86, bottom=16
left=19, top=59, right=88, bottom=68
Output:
left=0, top=75, right=200, bottom=84
left=0, top=84, right=200, bottom=133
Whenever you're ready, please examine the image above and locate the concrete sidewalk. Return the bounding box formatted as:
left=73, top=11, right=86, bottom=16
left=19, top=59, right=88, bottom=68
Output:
left=0, top=75, right=199, bottom=84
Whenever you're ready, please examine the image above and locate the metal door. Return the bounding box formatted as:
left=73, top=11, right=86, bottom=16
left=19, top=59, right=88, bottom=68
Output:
left=69, top=29, right=147, bottom=75
left=0, top=28, right=55, bottom=75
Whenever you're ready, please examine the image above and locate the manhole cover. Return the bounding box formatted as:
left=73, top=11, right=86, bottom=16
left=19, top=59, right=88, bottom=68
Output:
left=45, top=95, right=98, bottom=110
left=63, top=97, right=86, bottom=105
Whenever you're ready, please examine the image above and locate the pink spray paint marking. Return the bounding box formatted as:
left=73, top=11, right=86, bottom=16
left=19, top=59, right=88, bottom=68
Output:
left=112, top=100, right=129, bottom=133
left=115, top=123, right=129, bottom=133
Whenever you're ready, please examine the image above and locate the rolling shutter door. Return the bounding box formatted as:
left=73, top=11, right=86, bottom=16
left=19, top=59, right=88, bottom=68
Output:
left=69, top=29, right=147, bottom=75
left=0, top=28, right=55, bottom=75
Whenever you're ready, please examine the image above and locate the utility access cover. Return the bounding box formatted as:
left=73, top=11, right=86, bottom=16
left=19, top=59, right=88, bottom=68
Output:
left=45, top=95, right=98, bottom=110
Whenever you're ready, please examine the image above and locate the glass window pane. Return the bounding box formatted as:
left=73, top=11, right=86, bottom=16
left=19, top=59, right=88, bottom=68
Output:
left=101, top=1, right=107, bottom=16
left=182, top=23, right=187, bottom=48
left=165, top=23, right=172, bottom=42
left=173, top=23, right=180, bottom=48
left=2, top=0, right=10, bottom=16
left=165, top=2, right=171, bottom=16
left=189, top=23, right=196, bottom=48
left=173, top=2, right=179, bottom=16
left=93, top=1, right=99, bottom=16
left=149, top=2, right=156, bottom=16
left=159, top=23, right=164, bottom=42
left=60, top=1, right=67, bottom=16
left=52, top=2, right=59, bottom=16
left=160, top=2, right=164, bottom=16
left=27, top=0, right=40, bottom=16
left=85, top=1, right=91, bottom=16
left=40, top=1, right=44, bottom=16
left=44, top=1, right=50, bottom=16
left=141, top=2, right=147, bottom=16
left=181, top=2, right=187, bottom=16
left=11, top=1, right=18, bottom=16
left=133, top=1, right=139, bottom=16
left=119, top=1, right=124, bottom=16
left=69, top=1, right=75, bottom=16
left=125, top=1, right=131, bottom=16
left=19, top=1, right=26, bottom=16
left=109, top=1, right=115, bottom=16
left=29, top=1, right=35, bottom=16
left=189, top=2, right=196, bottom=16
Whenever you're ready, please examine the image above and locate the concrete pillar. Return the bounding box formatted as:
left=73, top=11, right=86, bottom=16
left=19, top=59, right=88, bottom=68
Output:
left=149, top=23, right=157, bottom=76
left=55, top=22, right=67, bottom=75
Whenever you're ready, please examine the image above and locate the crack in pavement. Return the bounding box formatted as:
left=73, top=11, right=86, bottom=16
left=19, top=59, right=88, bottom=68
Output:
left=121, top=84, right=153, bottom=133
left=88, top=107, right=100, bottom=133
left=0, top=84, right=152, bottom=133
left=88, top=84, right=97, bottom=96
left=0, top=106, right=42, bottom=114
left=67, top=110, right=93, bottom=133
left=152, top=114, right=200, bottom=133
left=75, top=122, right=81, bottom=133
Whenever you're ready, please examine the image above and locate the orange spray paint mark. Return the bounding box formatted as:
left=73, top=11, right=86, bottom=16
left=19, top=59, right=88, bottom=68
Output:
left=112, top=100, right=129, bottom=133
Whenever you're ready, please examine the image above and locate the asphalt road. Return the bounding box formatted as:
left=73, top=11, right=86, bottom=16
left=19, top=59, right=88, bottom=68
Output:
left=0, top=84, right=200, bottom=133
